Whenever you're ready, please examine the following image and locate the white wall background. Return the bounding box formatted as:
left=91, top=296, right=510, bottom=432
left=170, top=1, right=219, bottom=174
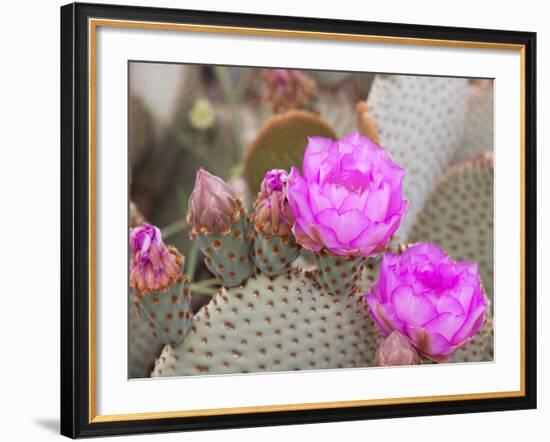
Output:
left=0, top=0, right=546, bottom=439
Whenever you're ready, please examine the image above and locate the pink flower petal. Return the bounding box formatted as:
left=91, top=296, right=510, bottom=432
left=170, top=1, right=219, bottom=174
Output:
left=339, top=191, right=369, bottom=213
left=302, top=137, right=332, bottom=180
left=406, top=326, right=453, bottom=358
left=447, top=284, right=476, bottom=313
left=316, top=208, right=369, bottom=244
left=349, top=214, right=401, bottom=253
left=287, top=170, right=315, bottom=224
left=308, top=182, right=335, bottom=214
left=431, top=294, right=465, bottom=316
left=402, top=242, right=449, bottom=264
left=339, top=131, right=370, bottom=146
left=387, top=181, right=405, bottom=215
left=391, top=285, right=438, bottom=327
left=365, top=292, right=405, bottom=336
left=319, top=182, right=349, bottom=210
left=365, top=183, right=391, bottom=222
left=292, top=221, right=323, bottom=252
left=451, top=299, right=487, bottom=344
left=423, top=312, right=466, bottom=341
left=378, top=257, right=401, bottom=303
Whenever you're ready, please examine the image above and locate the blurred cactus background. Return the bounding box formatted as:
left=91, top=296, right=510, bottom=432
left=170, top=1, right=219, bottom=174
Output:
left=129, top=62, right=493, bottom=378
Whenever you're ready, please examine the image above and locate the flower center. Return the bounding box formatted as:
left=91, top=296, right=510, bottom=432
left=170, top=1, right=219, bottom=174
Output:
left=325, top=170, right=370, bottom=194
left=416, top=263, right=458, bottom=292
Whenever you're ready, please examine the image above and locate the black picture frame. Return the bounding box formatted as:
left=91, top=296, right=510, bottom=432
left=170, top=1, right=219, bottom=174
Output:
left=61, top=2, right=537, bottom=438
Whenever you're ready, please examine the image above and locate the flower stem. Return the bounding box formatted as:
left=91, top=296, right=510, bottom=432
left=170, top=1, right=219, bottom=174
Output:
left=189, top=278, right=219, bottom=289
left=185, top=242, right=201, bottom=280
left=188, top=278, right=219, bottom=296
left=161, top=219, right=188, bottom=239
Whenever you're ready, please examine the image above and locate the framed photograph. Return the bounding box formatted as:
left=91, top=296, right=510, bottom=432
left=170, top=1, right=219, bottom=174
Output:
left=60, top=2, right=536, bottom=438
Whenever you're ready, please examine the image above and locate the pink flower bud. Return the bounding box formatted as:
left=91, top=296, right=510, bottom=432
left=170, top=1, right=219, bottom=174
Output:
left=375, top=331, right=421, bottom=367
left=253, top=169, right=295, bottom=237
left=130, top=223, right=184, bottom=295
left=187, top=169, right=243, bottom=235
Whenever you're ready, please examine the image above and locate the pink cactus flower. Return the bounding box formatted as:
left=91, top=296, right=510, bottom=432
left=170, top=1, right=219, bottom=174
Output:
left=253, top=169, right=295, bottom=237
left=365, top=242, right=488, bottom=362
left=286, top=132, right=408, bottom=257
left=375, top=331, right=421, bottom=367
left=130, top=223, right=184, bottom=295
left=260, top=169, right=288, bottom=195
left=262, top=69, right=317, bottom=112
left=187, top=168, right=243, bottom=236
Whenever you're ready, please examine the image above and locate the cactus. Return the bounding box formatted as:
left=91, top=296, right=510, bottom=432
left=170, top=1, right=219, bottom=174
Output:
left=313, top=252, right=365, bottom=296
left=243, top=110, right=336, bottom=194
left=452, top=81, right=494, bottom=164
left=250, top=169, right=300, bottom=277
left=366, top=75, right=470, bottom=237
left=129, top=223, right=194, bottom=347
left=187, top=169, right=255, bottom=287
left=129, top=295, right=163, bottom=378
left=151, top=263, right=493, bottom=377
left=250, top=231, right=300, bottom=277
left=127, top=202, right=163, bottom=377
left=133, top=277, right=193, bottom=345
left=408, top=154, right=494, bottom=302
left=129, top=69, right=496, bottom=378
left=151, top=268, right=382, bottom=377
left=196, top=215, right=255, bottom=287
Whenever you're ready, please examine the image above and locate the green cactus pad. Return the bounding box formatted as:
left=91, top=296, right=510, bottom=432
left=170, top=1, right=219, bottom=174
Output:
left=243, top=110, right=336, bottom=194
left=134, top=278, right=193, bottom=346
left=251, top=231, right=301, bottom=277
left=366, top=75, right=470, bottom=238
left=196, top=216, right=255, bottom=287
left=129, top=294, right=163, bottom=378
left=314, top=252, right=365, bottom=296
left=452, top=82, right=494, bottom=165
left=151, top=268, right=382, bottom=377
left=408, top=154, right=494, bottom=303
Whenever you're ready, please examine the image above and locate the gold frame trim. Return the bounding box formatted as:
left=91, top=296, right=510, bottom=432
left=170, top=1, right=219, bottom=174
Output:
left=88, top=18, right=527, bottom=424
